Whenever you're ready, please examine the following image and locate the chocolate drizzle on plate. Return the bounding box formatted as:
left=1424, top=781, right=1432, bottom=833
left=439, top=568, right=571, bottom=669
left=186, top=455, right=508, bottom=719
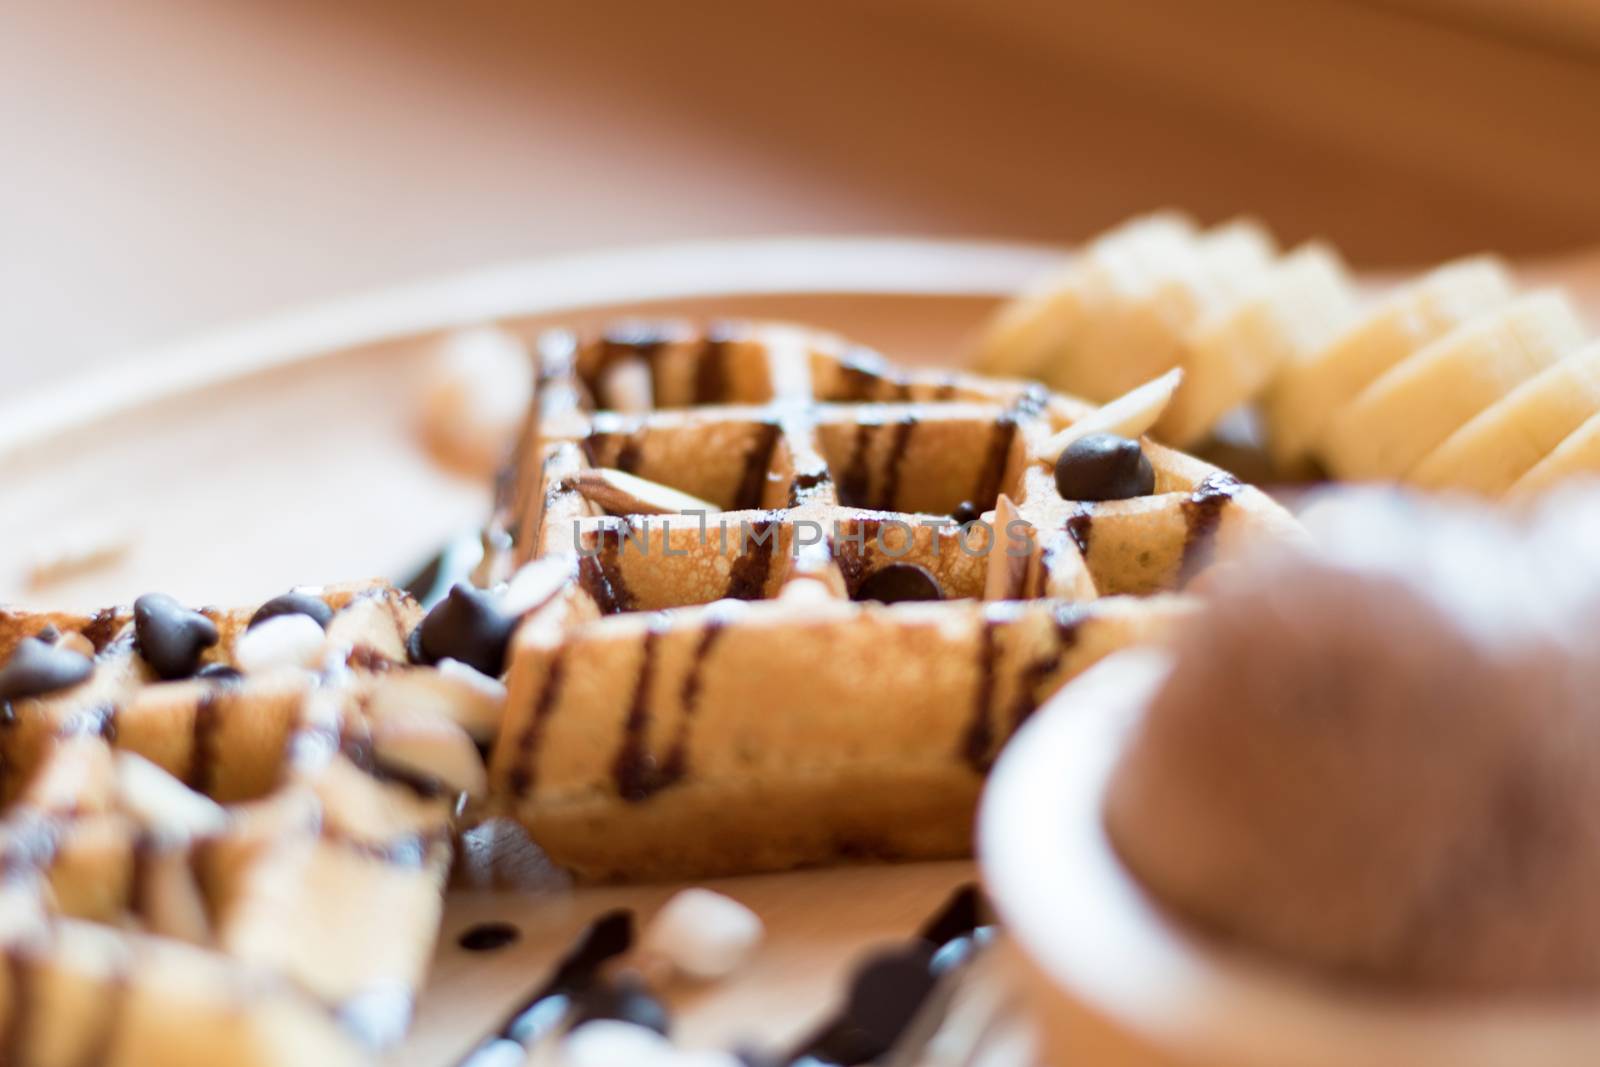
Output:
left=1178, top=472, right=1241, bottom=586
left=780, top=883, right=992, bottom=1066
left=458, top=922, right=521, bottom=953
left=456, top=909, right=644, bottom=1065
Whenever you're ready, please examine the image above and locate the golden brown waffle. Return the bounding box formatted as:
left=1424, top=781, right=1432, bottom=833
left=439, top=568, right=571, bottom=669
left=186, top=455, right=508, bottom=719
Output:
left=0, top=583, right=490, bottom=1066
left=482, top=321, right=1300, bottom=880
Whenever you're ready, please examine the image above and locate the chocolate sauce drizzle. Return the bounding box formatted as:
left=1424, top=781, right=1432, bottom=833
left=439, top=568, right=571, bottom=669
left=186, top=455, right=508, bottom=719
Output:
left=735, top=423, right=782, bottom=511
left=725, top=519, right=777, bottom=601
left=961, top=618, right=1000, bottom=772
left=506, top=646, right=569, bottom=800
left=839, top=422, right=879, bottom=508
left=1064, top=503, right=1094, bottom=557
left=972, top=416, right=1016, bottom=510
left=1006, top=606, right=1085, bottom=734
left=695, top=333, right=730, bottom=406
left=1177, top=472, right=1241, bottom=587
left=578, top=526, right=634, bottom=614
left=614, top=431, right=644, bottom=476
left=877, top=418, right=917, bottom=512
left=80, top=609, right=122, bottom=653
left=788, top=466, right=832, bottom=507
left=186, top=690, right=220, bottom=794
left=613, top=623, right=666, bottom=802
left=658, top=618, right=726, bottom=790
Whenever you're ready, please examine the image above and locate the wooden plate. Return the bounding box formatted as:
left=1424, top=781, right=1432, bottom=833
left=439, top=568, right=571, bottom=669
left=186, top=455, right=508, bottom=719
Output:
left=0, top=237, right=1063, bottom=1065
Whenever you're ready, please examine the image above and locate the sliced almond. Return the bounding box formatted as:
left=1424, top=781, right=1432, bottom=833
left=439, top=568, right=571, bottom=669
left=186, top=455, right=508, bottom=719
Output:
left=367, top=663, right=506, bottom=744
left=565, top=468, right=720, bottom=516
left=983, top=495, right=1034, bottom=601
left=324, top=596, right=407, bottom=663
left=370, top=704, right=488, bottom=798
left=1035, top=368, right=1184, bottom=464
left=500, top=556, right=575, bottom=617
left=138, top=846, right=213, bottom=944
left=116, top=752, right=230, bottom=838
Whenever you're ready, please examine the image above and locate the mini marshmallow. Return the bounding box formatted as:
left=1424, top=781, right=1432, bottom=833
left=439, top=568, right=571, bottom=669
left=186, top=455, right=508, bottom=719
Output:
left=233, top=614, right=327, bottom=674
left=642, top=888, right=764, bottom=981
left=561, top=1020, right=673, bottom=1067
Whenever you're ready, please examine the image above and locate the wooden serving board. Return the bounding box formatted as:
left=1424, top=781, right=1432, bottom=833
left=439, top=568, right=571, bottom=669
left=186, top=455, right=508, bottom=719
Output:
left=0, top=238, right=1065, bottom=1065
left=6, top=237, right=1600, bottom=1064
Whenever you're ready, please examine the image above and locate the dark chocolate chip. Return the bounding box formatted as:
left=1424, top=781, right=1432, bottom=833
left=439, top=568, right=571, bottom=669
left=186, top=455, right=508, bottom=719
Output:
left=457, top=921, right=521, bottom=953
left=949, top=500, right=983, bottom=526
left=0, top=638, right=93, bottom=701
left=411, top=584, right=518, bottom=677
left=1053, top=433, right=1155, bottom=502
left=852, top=564, right=943, bottom=604
left=249, top=591, right=334, bottom=631
left=133, top=593, right=220, bottom=680
left=569, top=973, right=671, bottom=1036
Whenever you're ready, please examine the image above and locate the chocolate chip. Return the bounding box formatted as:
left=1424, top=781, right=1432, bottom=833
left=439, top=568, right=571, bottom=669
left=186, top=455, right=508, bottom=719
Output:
left=852, top=564, right=943, bottom=604
left=1053, top=433, right=1155, bottom=501
left=249, top=591, right=334, bottom=631
left=0, top=638, right=93, bottom=701
left=950, top=500, right=983, bottom=526
left=134, top=593, right=220, bottom=680
left=569, top=974, right=671, bottom=1035
left=410, top=584, right=518, bottom=676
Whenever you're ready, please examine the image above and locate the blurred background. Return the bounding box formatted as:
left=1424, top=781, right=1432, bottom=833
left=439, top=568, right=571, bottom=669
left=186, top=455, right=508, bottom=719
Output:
left=7, top=0, right=1600, bottom=393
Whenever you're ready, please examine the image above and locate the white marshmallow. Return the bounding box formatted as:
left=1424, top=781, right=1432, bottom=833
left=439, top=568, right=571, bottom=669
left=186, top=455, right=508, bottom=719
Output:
left=561, top=1020, right=672, bottom=1067
left=233, top=614, right=328, bottom=674
left=642, top=888, right=764, bottom=981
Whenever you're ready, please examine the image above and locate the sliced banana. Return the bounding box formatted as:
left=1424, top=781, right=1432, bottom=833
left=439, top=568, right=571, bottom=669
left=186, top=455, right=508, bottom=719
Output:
left=1035, top=369, right=1183, bottom=464
left=1510, top=410, right=1600, bottom=498
left=1411, top=341, right=1600, bottom=496
left=1321, top=292, right=1586, bottom=480
left=1264, top=256, right=1514, bottom=469
left=973, top=212, right=1199, bottom=379
left=1160, top=243, right=1356, bottom=446
left=1042, top=218, right=1277, bottom=407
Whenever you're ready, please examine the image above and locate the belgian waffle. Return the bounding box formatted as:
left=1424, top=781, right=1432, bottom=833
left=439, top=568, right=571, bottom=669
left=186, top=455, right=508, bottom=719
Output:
left=481, top=321, right=1299, bottom=880
left=0, top=582, right=491, bottom=1066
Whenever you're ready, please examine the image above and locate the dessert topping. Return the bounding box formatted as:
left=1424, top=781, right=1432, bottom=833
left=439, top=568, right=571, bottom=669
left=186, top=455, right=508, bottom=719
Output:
left=0, top=637, right=92, bottom=700
left=133, top=593, right=219, bottom=680
left=852, top=564, right=943, bottom=604
left=248, top=590, right=334, bottom=630
left=411, top=584, right=519, bottom=677
left=1053, top=433, right=1155, bottom=501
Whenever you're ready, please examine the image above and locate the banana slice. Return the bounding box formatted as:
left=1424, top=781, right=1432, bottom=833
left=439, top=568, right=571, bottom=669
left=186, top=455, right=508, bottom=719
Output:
left=1035, top=369, right=1184, bottom=463
left=1509, top=409, right=1600, bottom=499
left=1411, top=341, right=1600, bottom=496
left=1053, top=218, right=1278, bottom=407
left=1160, top=243, right=1356, bottom=446
left=1321, top=292, right=1587, bottom=480
left=973, top=212, right=1199, bottom=379
left=1264, top=256, right=1514, bottom=469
